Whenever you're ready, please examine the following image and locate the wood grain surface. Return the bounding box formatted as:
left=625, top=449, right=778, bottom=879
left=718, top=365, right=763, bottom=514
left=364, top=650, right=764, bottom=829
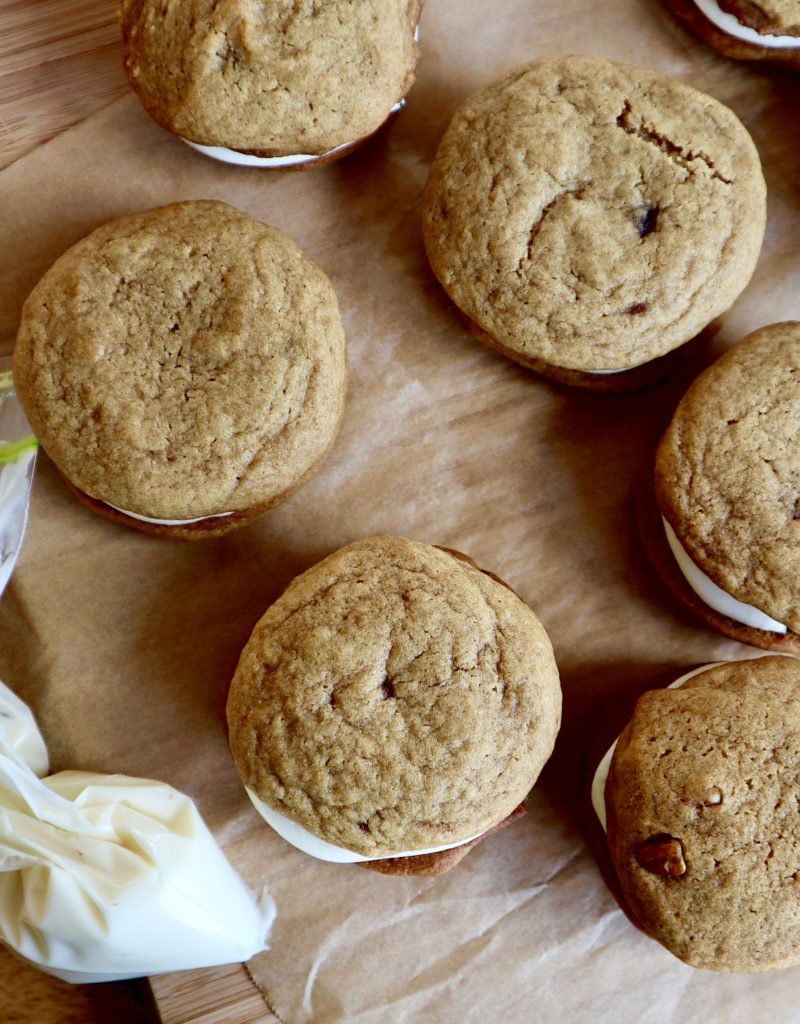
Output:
left=0, top=946, right=160, bottom=1024
left=0, top=0, right=127, bottom=169
left=0, top=2, right=275, bottom=1022
left=151, top=966, right=281, bottom=1024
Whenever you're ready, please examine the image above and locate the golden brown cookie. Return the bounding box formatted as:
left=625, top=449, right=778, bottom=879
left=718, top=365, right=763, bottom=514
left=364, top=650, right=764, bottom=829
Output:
left=120, top=0, right=423, bottom=165
left=422, top=56, right=766, bottom=389
left=227, top=536, right=561, bottom=875
left=13, top=200, right=347, bottom=539
left=604, top=657, right=800, bottom=971
left=665, top=0, right=800, bottom=68
left=651, top=322, right=800, bottom=649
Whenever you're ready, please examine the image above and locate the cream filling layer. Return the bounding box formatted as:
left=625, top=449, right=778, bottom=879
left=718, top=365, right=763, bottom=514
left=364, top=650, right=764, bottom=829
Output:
left=104, top=502, right=234, bottom=527
left=182, top=100, right=407, bottom=168
left=693, top=0, right=800, bottom=46
left=584, top=366, right=636, bottom=376
left=246, top=788, right=482, bottom=864
left=591, top=663, right=726, bottom=831
left=662, top=517, right=788, bottom=634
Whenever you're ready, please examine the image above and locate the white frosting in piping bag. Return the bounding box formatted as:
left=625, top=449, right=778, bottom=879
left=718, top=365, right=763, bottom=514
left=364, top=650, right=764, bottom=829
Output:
left=246, top=788, right=482, bottom=864
left=0, top=680, right=273, bottom=983
left=693, top=0, right=800, bottom=46
left=662, top=517, right=788, bottom=634
left=0, top=682, right=48, bottom=777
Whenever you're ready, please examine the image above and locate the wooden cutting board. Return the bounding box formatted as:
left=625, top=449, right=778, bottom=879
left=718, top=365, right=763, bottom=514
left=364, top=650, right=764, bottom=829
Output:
left=0, top=0, right=128, bottom=169
left=0, top=4, right=277, bottom=1022
left=150, top=966, right=279, bottom=1024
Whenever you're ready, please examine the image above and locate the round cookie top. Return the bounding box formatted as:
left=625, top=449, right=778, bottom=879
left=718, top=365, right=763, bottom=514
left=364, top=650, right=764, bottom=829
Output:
left=422, top=55, right=766, bottom=372
left=227, top=536, right=561, bottom=857
left=13, top=200, right=346, bottom=520
left=120, top=0, right=422, bottom=155
left=656, top=322, right=800, bottom=632
left=606, top=657, right=800, bottom=971
left=718, top=0, right=800, bottom=36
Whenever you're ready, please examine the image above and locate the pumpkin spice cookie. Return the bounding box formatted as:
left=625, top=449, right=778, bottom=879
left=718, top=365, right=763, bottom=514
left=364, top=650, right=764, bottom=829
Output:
left=227, top=536, right=561, bottom=876
left=422, top=56, right=766, bottom=390
left=13, top=200, right=347, bottom=539
left=119, top=0, right=423, bottom=169
left=666, top=0, right=800, bottom=68
left=594, top=657, right=800, bottom=971
left=643, top=322, right=800, bottom=651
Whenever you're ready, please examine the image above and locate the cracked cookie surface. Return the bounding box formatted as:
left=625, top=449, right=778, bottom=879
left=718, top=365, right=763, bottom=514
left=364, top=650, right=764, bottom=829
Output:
left=13, top=200, right=347, bottom=520
left=656, top=322, right=800, bottom=632
left=120, top=0, right=422, bottom=154
left=606, top=657, right=800, bottom=971
left=227, top=536, right=561, bottom=857
left=422, top=55, right=766, bottom=372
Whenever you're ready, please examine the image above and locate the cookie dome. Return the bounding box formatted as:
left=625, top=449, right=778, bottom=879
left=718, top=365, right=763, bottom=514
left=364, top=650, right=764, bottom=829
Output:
left=422, top=55, right=765, bottom=373
left=606, top=657, right=800, bottom=971
left=227, top=536, right=561, bottom=857
left=120, top=0, right=422, bottom=155
left=13, top=201, right=347, bottom=524
left=656, top=322, right=800, bottom=634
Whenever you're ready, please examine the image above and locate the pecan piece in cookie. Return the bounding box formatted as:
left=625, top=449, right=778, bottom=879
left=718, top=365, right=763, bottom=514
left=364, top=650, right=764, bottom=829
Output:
left=636, top=836, right=686, bottom=878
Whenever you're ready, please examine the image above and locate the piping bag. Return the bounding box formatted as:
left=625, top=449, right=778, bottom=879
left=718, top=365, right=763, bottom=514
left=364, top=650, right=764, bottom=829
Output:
left=0, top=362, right=274, bottom=983
left=0, top=685, right=274, bottom=982
left=0, top=357, right=37, bottom=597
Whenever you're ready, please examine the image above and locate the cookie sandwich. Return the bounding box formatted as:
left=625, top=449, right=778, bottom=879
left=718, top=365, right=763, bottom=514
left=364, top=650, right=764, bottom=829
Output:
left=667, top=0, right=800, bottom=67
left=642, top=322, right=800, bottom=651
left=120, top=0, right=423, bottom=169
left=593, top=657, right=800, bottom=971
left=227, top=536, right=561, bottom=876
left=422, top=56, right=766, bottom=390
left=13, top=200, right=347, bottom=539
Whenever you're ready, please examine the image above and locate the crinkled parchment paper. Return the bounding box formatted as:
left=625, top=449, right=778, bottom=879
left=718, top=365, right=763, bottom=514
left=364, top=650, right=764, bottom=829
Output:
left=1, top=0, right=800, bottom=1020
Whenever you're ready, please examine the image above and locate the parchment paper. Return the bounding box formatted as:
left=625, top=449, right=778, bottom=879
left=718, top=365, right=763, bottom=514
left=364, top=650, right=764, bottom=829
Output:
left=1, top=1, right=800, bottom=1021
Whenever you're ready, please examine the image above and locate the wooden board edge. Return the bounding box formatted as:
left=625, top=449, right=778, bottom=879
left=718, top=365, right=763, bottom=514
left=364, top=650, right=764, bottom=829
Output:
left=149, top=963, right=281, bottom=1024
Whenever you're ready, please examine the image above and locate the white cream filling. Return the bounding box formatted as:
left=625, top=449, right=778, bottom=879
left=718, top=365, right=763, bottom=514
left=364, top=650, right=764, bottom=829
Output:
left=662, top=517, right=788, bottom=634
left=584, top=365, right=636, bottom=376
left=693, top=0, right=800, bottom=46
left=591, top=663, right=727, bottom=831
left=182, top=100, right=407, bottom=168
left=104, top=502, right=234, bottom=527
left=183, top=137, right=356, bottom=169
left=246, top=788, right=482, bottom=864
